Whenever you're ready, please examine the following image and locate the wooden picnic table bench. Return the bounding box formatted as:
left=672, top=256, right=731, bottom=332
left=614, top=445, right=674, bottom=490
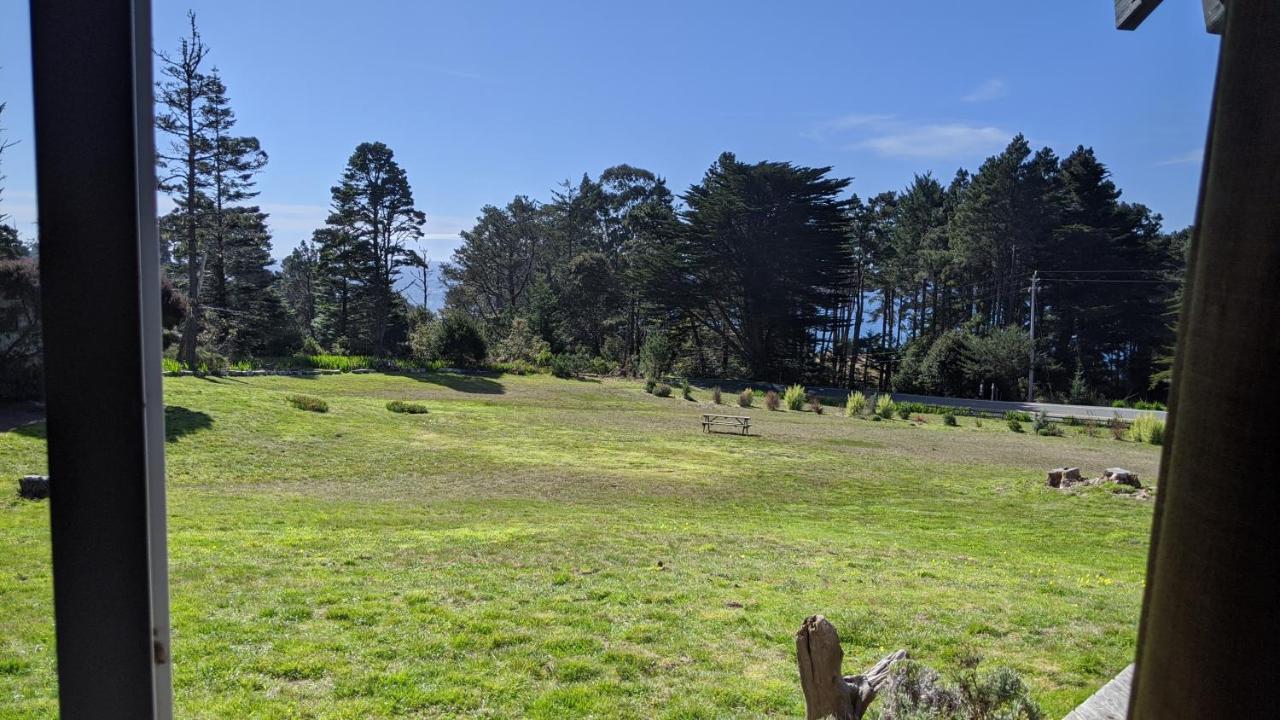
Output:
left=701, top=414, right=751, bottom=435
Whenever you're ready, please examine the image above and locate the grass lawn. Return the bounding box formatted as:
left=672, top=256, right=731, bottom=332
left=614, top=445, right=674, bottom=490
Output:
left=0, top=372, right=1159, bottom=718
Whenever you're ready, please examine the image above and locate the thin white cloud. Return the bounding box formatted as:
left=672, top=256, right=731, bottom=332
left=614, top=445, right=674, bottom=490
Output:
left=962, top=79, right=1007, bottom=103
left=854, top=123, right=1009, bottom=159
left=1155, top=148, right=1203, bottom=166
left=807, top=114, right=1010, bottom=159
left=803, top=113, right=897, bottom=141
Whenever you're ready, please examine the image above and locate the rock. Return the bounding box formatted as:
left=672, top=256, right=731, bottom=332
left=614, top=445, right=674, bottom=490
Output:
left=18, top=475, right=49, bottom=500
left=1104, top=468, right=1141, bottom=488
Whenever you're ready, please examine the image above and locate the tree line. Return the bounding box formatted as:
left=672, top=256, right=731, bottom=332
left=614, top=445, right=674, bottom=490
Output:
left=442, top=143, right=1185, bottom=403
left=0, top=14, right=1186, bottom=404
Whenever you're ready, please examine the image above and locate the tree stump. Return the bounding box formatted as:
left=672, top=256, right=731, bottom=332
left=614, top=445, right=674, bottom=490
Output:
left=796, top=615, right=908, bottom=720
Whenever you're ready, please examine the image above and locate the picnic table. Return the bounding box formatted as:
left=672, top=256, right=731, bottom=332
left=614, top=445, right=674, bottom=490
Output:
left=701, top=414, right=751, bottom=435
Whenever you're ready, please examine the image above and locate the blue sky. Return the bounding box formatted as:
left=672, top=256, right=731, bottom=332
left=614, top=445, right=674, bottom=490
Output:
left=2, top=1, right=1217, bottom=284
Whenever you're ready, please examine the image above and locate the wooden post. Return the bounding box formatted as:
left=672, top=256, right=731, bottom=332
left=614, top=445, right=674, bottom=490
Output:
left=796, top=615, right=908, bottom=720
left=1129, top=1, right=1280, bottom=717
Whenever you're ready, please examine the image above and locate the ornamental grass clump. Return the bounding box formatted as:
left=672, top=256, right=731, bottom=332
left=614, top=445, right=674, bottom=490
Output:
left=783, top=384, right=806, bottom=411
left=711, top=386, right=722, bottom=404
left=874, top=394, right=896, bottom=419
left=653, top=383, right=672, bottom=398
left=845, top=391, right=867, bottom=417
left=1129, top=413, right=1165, bottom=445
left=286, top=394, right=328, bottom=413
left=807, top=395, right=824, bottom=414
left=738, top=388, right=753, bottom=408
left=765, top=390, right=781, bottom=411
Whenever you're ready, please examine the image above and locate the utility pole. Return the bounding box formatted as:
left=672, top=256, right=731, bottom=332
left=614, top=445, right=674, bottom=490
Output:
left=1027, top=271, right=1039, bottom=402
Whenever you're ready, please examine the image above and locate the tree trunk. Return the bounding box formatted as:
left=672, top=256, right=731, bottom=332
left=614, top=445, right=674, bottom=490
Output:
left=796, top=615, right=908, bottom=720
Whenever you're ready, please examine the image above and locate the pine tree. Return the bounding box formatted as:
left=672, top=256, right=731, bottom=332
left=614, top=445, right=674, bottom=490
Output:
left=669, top=152, right=853, bottom=380
left=201, top=69, right=268, bottom=321
left=155, top=12, right=218, bottom=367
left=326, top=142, right=425, bottom=354
left=220, top=207, right=286, bottom=356
left=280, top=240, right=320, bottom=341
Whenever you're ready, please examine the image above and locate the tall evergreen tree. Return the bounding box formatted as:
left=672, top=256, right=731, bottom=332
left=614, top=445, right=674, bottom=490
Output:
left=201, top=69, right=268, bottom=320
left=667, top=152, right=853, bottom=380
left=326, top=142, right=425, bottom=353
left=279, top=239, right=320, bottom=342
left=156, top=12, right=217, bottom=367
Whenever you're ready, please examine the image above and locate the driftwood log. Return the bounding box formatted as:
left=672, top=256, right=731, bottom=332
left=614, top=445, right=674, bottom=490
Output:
left=796, top=615, right=909, bottom=720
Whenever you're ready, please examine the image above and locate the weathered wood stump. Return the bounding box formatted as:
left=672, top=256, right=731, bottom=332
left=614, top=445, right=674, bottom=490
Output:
left=1104, top=467, right=1140, bottom=488
left=18, top=475, right=49, bottom=500
left=1047, top=467, right=1082, bottom=488
left=796, top=615, right=908, bottom=720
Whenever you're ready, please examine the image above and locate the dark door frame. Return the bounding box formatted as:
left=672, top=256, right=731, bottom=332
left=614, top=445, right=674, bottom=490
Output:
left=29, top=0, right=172, bottom=717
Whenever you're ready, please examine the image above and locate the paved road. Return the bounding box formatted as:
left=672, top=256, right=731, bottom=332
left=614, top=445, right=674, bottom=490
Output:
left=887, top=393, right=1166, bottom=422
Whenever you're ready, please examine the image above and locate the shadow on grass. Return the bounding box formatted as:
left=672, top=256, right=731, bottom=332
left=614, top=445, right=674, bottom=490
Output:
left=8, top=405, right=212, bottom=443
left=397, top=371, right=505, bottom=394
left=165, top=406, right=213, bottom=441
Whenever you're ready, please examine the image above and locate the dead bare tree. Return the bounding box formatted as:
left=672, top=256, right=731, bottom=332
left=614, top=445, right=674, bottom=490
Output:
left=796, top=615, right=908, bottom=720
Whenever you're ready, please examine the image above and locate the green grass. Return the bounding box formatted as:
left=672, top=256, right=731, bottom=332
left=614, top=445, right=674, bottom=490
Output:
left=0, top=372, right=1160, bottom=718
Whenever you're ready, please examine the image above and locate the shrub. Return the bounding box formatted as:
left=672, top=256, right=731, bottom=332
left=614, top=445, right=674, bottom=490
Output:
left=899, top=401, right=927, bottom=415
left=588, top=357, right=614, bottom=376
left=912, top=414, right=927, bottom=423
left=808, top=395, right=824, bottom=414
left=1007, top=417, right=1024, bottom=433
left=430, top=312, right=488, bottom=367
left=874, top=394, right=896, bottom=419
left=1112, top=399, right=1132, bottom=409
left=738, top=388, right=753, bottom=408
left=494, top=316, right=549, bottom=364
left=680, top=378, right=693, bottom=400
left=879, top=658, right=1044, bottom=720
left=943, top=410, right=958, bottom=426
left=286, top=394, right=328, bottom=413
left=711, top=386, right=722, bottom=404
left=1109, top=414, right=1126, bottom=440
left=645, top=377, right=657, bottom=394
left=765, top=390, right=781, bottom=411
left=549, top=353, right=588, bottom=379
left=652, top=383, right=672, bottom=398
left=1004, top=410, right=1032, bottom=423
left=299, top=335, right=324, bottom=356
left=638, top=331, right=676, bottom=379
left=490, top=359, right=533, bottom=375
left=782, top=384, right=806, bottom=411
left=1129, top=413, right=1165, bottom=445
left=195, top=351, right=229, bottom=377
left=1135, top=400, right=1166, bottom=411
left=896, top=404, right=912, bottom=420
left=1032, top=411, right=1065, bottom=436
left=1083, top=419, right=1099, bottom=437
left=386, top=400, right=429, bottom=414
left=845, top=391, right=867, bottom=417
